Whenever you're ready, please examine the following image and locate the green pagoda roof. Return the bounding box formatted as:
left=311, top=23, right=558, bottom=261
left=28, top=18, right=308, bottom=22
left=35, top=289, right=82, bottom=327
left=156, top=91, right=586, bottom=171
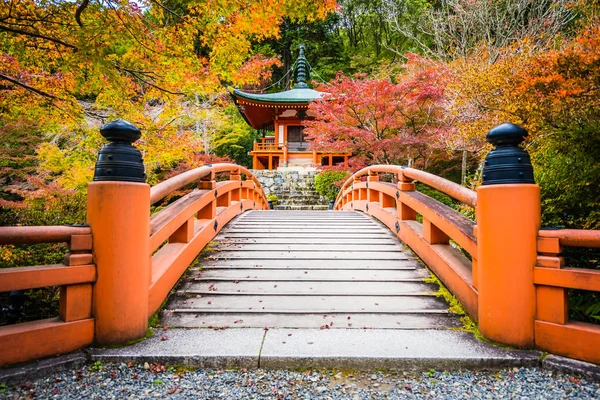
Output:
left=232, top=87, right=324, bottom=104
left=232, top=45, right=325, bottom=105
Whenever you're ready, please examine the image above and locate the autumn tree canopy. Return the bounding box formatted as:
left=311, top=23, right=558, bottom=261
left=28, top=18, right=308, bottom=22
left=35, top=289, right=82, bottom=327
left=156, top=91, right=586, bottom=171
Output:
left=0, top=0, right=337, bottom=192
left=304, top=55, right=451, bottom=169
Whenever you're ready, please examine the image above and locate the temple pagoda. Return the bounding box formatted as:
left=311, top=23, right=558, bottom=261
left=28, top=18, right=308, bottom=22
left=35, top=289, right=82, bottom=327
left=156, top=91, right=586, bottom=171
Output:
left=232, top=45, right=350, bottom=170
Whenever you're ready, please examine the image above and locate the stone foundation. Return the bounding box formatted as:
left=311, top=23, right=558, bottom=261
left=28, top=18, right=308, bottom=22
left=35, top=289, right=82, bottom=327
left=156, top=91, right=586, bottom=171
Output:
left=252, top=168, right=328, bottom=210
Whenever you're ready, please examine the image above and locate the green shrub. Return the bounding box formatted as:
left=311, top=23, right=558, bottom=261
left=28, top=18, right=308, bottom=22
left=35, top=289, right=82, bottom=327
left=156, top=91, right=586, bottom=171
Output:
left=267, top=194, right=279, bottom=206
left=314, top=171, right=349, bottom=201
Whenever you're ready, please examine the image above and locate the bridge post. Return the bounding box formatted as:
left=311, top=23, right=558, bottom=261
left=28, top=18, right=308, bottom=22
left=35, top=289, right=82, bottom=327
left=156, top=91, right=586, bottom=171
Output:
left=87, top=120, right=150, bottom=345
left=397, top=170, right=417, bottom=220
left=476, top=123, right=539, bottom=348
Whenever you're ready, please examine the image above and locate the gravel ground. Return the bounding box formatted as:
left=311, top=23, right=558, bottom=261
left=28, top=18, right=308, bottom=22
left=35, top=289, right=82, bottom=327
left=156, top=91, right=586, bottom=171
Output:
left=2, top=364, right=599, bottom=399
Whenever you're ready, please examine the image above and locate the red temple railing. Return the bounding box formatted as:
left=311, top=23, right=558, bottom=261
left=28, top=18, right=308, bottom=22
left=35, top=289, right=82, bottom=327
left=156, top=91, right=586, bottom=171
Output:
left=0, top=163, right=268, bottom=367
left=335, top=165, right=600, bottom=364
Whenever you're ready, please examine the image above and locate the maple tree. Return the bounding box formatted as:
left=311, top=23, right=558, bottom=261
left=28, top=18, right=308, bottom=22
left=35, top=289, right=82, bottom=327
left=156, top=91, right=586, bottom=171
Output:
left=446, top=21, right=600, bottom=229
left=0, top=0, right=337, bottom=194
left=304, top=55, right=451, bottom=169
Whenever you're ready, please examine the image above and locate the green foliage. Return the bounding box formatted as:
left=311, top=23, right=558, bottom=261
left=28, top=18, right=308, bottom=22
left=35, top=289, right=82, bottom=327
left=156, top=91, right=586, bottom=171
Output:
left=415, top=183, right=460, bottom=210
left=267, top=194, right=279, bottom=206
left=534, top=134, right=600, bottom=230
left=564, top=246, right=600, bottom=324
left=211, top=106, right=261, bottom=168
left=90, top=361, right=103, bottom=372
left=569, top=290, right=600, bottom=324
left=314, top=171, right=349, bottom=201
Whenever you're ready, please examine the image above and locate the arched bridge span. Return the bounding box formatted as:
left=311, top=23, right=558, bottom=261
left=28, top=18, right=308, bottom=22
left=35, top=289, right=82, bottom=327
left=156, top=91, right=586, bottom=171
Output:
left=0, top=122, right=599, bottom=369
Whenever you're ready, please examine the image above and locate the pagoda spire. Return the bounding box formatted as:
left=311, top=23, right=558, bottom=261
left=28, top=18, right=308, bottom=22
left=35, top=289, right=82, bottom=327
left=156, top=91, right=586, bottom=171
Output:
left=294, top=44, right=309, bottom=89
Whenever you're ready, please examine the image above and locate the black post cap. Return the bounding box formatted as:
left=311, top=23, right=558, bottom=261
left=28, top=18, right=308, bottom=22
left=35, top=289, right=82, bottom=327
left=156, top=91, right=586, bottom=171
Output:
left=482, top=123, right=534, bottom=185
left=100, top=119, right=141, bottom=143
left=486, top=122, right=528, bottom=146
left=93, top=119, right=146, bottom=183
left=329, top=199, right=335, bottom=210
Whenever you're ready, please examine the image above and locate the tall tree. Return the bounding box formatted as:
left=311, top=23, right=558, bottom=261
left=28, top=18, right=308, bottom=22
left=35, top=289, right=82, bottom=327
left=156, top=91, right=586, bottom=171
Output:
left=304, top=55, right=451, bottom=169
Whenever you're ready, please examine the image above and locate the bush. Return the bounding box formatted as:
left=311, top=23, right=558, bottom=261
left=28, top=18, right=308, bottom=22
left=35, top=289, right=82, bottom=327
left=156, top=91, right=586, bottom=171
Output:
left=314, top=170, right=349, bottom=201
left=267, top=194, right=279, bottom=206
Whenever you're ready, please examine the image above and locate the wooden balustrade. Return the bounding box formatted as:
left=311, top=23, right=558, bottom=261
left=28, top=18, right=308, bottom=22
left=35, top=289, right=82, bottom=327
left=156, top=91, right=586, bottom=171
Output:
left=0, top=227, right=95, bottom=366
left=533, top=230, right=600, bottom=364
left=0, top=162, right=267, bottom=367
left=147, top=165, right=268, bottom=315
left=335, top=165, right=600, bottom=364
left=335, top=166, right=479, bottom=320
left=254, top=142, right=283, bottom=151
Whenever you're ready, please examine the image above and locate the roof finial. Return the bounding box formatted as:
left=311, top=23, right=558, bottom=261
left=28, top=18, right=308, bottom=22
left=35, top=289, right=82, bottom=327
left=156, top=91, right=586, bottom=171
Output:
left=294, top=44, right=309, bottom=89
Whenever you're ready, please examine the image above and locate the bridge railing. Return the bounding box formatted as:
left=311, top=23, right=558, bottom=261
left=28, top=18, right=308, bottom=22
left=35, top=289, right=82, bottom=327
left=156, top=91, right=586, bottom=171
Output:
left=0, top=226, right=95, bottom=366
left=147, top=164, right=268, bottom=315
left=334, top=123, right=600, bottom=365
left=87, top=158, right=268, bottom=347
left=334, top=166, right=479, bottom=320
left=0, top=120, right=268, bottom=367
left=534, top=230, right=600, bottom=363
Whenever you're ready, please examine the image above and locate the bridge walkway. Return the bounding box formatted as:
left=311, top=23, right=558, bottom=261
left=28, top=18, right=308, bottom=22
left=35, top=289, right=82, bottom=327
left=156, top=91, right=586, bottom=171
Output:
left=161, top=210, right=460, bottom=330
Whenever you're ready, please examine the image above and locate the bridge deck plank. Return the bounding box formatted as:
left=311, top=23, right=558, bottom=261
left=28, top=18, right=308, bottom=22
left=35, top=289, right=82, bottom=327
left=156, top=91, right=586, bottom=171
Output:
left=162, top=210, right=459, bottom=330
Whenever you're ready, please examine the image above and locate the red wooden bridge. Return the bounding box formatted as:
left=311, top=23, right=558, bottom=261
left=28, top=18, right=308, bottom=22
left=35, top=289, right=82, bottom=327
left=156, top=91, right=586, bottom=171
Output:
left=1, top=122, right=599, bottom=369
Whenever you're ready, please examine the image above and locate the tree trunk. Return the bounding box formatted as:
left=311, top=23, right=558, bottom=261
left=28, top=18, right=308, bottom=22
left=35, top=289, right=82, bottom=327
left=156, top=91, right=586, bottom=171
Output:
left=461, top=150, right=468, bottom=185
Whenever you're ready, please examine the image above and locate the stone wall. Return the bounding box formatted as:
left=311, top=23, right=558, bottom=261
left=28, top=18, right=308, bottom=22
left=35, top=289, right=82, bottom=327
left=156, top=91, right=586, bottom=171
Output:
left=252, top=169, right=329, bottom=210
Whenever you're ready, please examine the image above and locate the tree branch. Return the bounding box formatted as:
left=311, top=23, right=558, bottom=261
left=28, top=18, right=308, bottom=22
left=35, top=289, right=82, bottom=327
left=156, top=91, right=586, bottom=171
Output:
left=0, top=73, right=58, bottom=99
left=75, top=0, right=90, bottom=28
left=0, top=24, right=77, bottom=49
left=115, top=66, right=186, bottom=96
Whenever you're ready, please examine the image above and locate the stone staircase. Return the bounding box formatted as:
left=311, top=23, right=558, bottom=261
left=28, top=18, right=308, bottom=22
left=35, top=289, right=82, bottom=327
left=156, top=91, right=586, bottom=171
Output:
left=252, top=168, right=329, bottom=210
left=161, top=210, right=458, bottom=330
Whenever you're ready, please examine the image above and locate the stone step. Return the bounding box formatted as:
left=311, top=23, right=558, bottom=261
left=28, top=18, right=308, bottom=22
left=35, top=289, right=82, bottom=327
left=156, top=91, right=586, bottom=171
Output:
left=190, top=268, right=430, bottom=281
left=180, top=280, right=436, bottom=296
left=210, top=244, right=404, bottom=252
left=206, top=251, right=411, bottom=260
left=167, top=294, right=446, bottom=313
left=273, top=205, right=329, bottom=210
left=199, top=259, right=420, bottom=269
left=162, top=313, right=460, bottom=329
left=211, top=237, right=399, bottom=244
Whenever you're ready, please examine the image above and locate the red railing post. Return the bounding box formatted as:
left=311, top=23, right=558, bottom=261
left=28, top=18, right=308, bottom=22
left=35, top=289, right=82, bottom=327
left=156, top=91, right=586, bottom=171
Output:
left=397, top=170, right=416, bottom=220
left=476, top=123, right=540, bottom=348
left=87, top=120, right=150, bottom=345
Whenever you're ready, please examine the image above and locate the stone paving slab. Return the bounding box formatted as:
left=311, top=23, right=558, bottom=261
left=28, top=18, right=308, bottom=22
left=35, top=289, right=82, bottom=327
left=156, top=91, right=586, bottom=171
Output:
left=0, top=352, right=87, bottom=386
left=91, top=328, right=265, bottom=369
left=260, top=328, right=541, bottom=371
left=163, top=313, right=460, bottom=330
left=90, top=327, right=542, bottom=372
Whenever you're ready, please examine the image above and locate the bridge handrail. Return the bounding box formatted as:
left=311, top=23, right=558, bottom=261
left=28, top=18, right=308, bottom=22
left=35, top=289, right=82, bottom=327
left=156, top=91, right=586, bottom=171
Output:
left=0, top=225, right=95, bottom=367
left=0, top=226, right=91, bottom=245
left=334, top=165, right=479, bottom=320
left=335, top=162, right=600, bottom=365
left=336, top=165, right=477, bottom=208
left=150, top=163, right=265, bottom=205
left=533, top=228, right=600, bottom=362
left=538, top=229, right=600, bottom=248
